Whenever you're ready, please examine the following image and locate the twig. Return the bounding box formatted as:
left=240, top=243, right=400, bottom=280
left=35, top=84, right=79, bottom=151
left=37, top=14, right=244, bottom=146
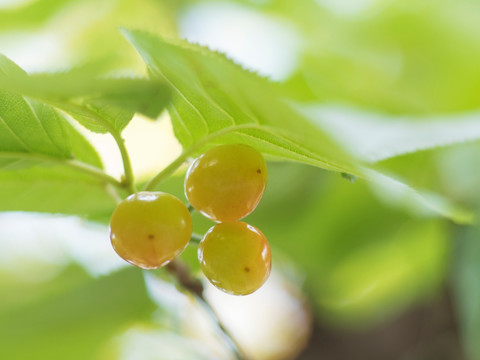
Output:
left=190, top=233, right=203, bottom=245
left=110, top=130, right=137, bottom=194
left=143, top=124, right=259, bottom=191
left=165, top=260, right=246, bottom=360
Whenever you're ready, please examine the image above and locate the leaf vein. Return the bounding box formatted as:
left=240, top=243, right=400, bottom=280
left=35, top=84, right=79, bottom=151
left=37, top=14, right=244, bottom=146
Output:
left=169, top=102, right=193, bottom=145
left=24, top=98, right=67, bottom=155
left=153, top=66, right=210, bottom=134
left=0, top=114, right=34, bottom=152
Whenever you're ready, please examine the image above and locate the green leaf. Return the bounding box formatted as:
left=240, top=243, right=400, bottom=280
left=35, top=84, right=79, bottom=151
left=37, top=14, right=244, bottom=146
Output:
left=0, top=167, right=117, bottom=220
left=122, top=29, right=359, bottom=175
left=289, top=1, right=480, bottom=114
left=0, top=86, right=103, bottom=170
left=301, top=104, right=480, bottom=163
left=249, top=164, right=450, bottom=327
left=0, top=91, right=67, bottom=168
left=0, top=266, right=156, bottom=360
left=0, top=0, right=75, bottom=31
left=297, top=105, right=477, bottom=223
left=364, top=168, right=474, bottom=225
left=0, top=81, right=119, bottom=218
left=123, top=30, right=473, bottom=224
left=0, top=70, right=113, bottom=216
left=0, top=55, right=170, bottom=133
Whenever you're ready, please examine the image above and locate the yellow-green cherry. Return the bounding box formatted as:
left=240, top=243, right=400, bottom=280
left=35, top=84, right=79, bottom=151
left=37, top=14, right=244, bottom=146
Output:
left=198, top=221, right=272, bottom=295
left=185, top=144, right=268, bottom=222
left=110, top=192, right=192, bottom=269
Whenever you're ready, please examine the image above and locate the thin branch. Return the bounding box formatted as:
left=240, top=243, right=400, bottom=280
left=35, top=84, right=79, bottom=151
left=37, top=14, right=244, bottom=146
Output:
left=105, top=183, right=123, bottom=205
left=165, top=260, right=246, bottom=360
left=0, top=152, right=123, bottom=188
left=143, top=124, right=259, bottom=191
left=68, top=103, right=136, bottom=195
left=0, top=90, right=137, bottom=196
left=51, top=100, right=138, bottom=195
left=110, top=130, right=137, bottom=194
left=165, top=260, right=204, bottom=298
left=196, top=293, right=246, bottom=360
left=143, top=150, right=190, bottom=191
left=190, top=233, right=203, bottom=245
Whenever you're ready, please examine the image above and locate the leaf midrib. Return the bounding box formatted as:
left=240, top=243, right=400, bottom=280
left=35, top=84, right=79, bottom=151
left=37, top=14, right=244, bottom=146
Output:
left=0, top=151, right=121, bottom=187
left=24, top=99, right=67, bottom=156
left=152, top=56, right=353, bottom=173
left=0, top=114, right=34, bottom=152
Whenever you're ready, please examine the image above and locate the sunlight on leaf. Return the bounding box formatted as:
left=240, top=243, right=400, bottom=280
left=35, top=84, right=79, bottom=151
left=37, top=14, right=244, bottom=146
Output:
left=122, top=29, right=358, bottom=175
left=0, top=54, right=170, bottom=133
left=301, top=103, right=480, bottom=163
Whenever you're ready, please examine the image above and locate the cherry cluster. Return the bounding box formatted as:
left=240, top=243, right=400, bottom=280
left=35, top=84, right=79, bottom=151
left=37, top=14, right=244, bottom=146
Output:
left=109, top=144, right=271, bottom=295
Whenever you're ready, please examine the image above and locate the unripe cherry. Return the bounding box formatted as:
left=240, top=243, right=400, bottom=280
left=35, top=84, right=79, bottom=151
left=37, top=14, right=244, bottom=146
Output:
left=198, top=221, right=272, bottom=295
left=110, top=192, right=192, bottom=269
left=185, top=144, right=268, bottom=222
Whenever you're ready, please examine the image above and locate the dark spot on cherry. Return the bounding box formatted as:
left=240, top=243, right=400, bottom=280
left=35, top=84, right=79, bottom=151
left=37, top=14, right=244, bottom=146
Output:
left=148, top=234, right=155, bottom=240
left=256, top=169, right=261, bottom=174
left=244, top=266, right=250, bottom=272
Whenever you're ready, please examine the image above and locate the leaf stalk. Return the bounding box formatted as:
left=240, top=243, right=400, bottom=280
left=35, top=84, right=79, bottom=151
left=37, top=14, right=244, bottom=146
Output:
left=0, top=152, right=123, bottom=188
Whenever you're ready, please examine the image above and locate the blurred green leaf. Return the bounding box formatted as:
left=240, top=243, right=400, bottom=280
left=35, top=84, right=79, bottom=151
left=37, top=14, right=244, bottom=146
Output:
left=250, top=164, right=449, bottom=326
left=0, top=0, right=76, bottom=30
left=0, top=167, right=117, bottom=219
left=372, top=142, right=480, bottom=220
left=364, top=168, right=474, bottom=225
left=298, top=104, right=476, bottom=224
left=0, top=55, right=170, bottom=133
left=0, top=266, right=156, bottom=360
left=296, top=1, right=480, bottom=113
left=300, top=104, right=480, bottom=163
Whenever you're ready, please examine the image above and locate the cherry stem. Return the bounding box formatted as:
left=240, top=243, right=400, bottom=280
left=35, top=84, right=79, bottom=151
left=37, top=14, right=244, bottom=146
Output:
left=143, top=124, right=259, bottom=191
left=197, top=295, right=246, bottom=360
left=190, top=233, right=202, bottom=245
left=165, top=260, right=246, bottom=360
left=110, top=130, right=137, bottom=195
left=56, top=100, right=138, bottom=196
left=165, top=260, right=203, bottom=297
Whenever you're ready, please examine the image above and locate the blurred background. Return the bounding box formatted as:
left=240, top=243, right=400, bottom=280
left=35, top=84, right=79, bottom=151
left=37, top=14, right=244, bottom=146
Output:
left=0, top=0, right=479, bottom=359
